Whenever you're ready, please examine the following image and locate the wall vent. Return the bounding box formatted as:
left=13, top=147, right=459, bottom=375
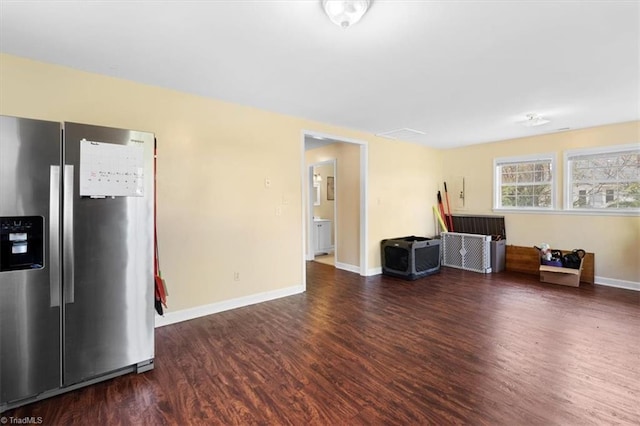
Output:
left=375, top=128, right=425, bottom=140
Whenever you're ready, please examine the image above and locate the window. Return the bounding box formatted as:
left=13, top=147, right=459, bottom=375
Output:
left=606, top=189, right=614, bottom=203
left=494, top=154, right=555, bottom=209
left=565, top=144, right=640, bottom=211
left=578, top=190, right=587, bottom=206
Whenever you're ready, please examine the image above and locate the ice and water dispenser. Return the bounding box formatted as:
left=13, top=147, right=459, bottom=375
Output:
left=0, top=216, right=44, bottom=271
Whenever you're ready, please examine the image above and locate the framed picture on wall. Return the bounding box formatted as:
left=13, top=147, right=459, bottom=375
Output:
left=327, top=176, right=334, bottom=200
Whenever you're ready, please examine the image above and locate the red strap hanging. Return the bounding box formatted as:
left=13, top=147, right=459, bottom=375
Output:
left=154, top=138, right=167, bottom=311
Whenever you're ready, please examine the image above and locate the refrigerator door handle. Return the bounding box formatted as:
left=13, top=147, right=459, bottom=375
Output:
left=63, top=164, right=75, bottom=304
left=49, top=166, right=61, bottom=308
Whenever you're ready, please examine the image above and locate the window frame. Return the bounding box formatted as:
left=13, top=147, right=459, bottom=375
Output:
left=564, top=143, right=640, bottom=214
left=493, top=153, right=557, bottom=211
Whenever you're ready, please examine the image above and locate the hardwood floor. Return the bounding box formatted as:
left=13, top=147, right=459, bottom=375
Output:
left=313, top=253, right=335, bottom=266
left=5, top=263, right=640, bottom=425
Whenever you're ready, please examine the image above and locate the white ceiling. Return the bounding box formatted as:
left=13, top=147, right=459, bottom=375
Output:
left=1, top=1, right=638, bottom=149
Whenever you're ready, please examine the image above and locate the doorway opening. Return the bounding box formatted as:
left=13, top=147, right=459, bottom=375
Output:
left=309, top=159, right=336, bottom=266
left=301, top=130, right=368, bottom=290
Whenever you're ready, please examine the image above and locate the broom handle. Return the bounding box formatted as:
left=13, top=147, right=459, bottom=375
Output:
left=437, top=191, right=447, bottom=231
left=433, top=206, right=448, bottom=232
left=444, top=182, right=454, bottom=231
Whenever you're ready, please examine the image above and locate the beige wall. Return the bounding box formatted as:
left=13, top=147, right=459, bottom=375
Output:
left=442, top=122, right=640, bottom=283
left=368, top=139, right=444, bottom=269
left=336, top=143, right=361, bottom=267
left=0, top=53, right=446, bottom=315
left=0, top=55, right=303, bottom=312
left=1, top=53, right=636, bottom=319
left=0, top=55, right=302, bottom=312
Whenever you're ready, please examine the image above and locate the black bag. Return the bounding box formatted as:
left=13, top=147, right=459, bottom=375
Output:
left=562, top=249, right=585, bottom=269
left=550, top=250, right=563, bottom=261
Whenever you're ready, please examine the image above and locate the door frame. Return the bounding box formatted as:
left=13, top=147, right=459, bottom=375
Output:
left=301, top=130, right=368, bottom=290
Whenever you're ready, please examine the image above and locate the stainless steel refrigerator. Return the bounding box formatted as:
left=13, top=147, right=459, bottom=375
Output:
left=0, top=116, right=155, bottom=412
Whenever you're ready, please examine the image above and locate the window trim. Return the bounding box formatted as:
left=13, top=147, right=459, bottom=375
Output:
left=493, top=153, right=557, bottom=211
left=563, top=143, right=640, bottom=213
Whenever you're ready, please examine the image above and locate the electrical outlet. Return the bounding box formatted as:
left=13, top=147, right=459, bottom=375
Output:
left=275, top=206, right=282, bottom=216
left=264, top=178, right=271, bottom=188
left=234, top=272, right=240, bottom=281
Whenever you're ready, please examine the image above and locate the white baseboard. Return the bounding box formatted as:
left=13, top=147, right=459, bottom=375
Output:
left=363, top=269, right=639, bottom=291
left=335, top=261, right=360, bottom=274
left=366, top=267, right=382, bottom=276
left=594, top=276, right=640, bottom=291
left=154, top=284, right=305, bottom=328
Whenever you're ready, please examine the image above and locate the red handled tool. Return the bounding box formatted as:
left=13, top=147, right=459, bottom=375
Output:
left=154, top=138, right=167, bottom=315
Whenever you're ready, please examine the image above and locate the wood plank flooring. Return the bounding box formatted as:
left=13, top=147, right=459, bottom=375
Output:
left=4, top=263, right=640, bottom=425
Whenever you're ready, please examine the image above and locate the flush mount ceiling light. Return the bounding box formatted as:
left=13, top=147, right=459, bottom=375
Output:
left=322, top=0, right=371, bottom=29
left=520, top=113, right=551, bottom=127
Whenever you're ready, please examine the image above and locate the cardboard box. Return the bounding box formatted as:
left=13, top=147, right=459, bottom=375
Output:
left=539, top=259, right=583, bottom=287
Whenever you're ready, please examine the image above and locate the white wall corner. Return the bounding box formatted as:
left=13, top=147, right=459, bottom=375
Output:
left=366, top=267, right=383, bottom=276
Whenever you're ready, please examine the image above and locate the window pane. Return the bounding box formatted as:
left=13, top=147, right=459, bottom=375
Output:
left=502, top=185, right=517, bottom=196
left=617, top=182, right=640, bottom=208
left=496, top=157, right=554, bottom=209
left=537, top=192, right=552, bottom=207
left=502, top=196, right=516, bottom=206
left=519, top=195, right=534, bottom=207
left=501, top=166, right=517, bottom=183
left=517, top=163, right=535, bottom=173
left=518, top=170, right=534, bottom=183
left=568, top=146, right=640, bottom=211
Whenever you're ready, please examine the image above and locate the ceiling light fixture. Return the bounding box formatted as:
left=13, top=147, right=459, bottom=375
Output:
left=322, top=0, right=371, bottom=29
left=521, top=113, right=551, bottom=127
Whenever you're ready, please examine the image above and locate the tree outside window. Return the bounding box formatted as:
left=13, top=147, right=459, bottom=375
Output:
left=495, top=156, right=555, bottom=209
left=567, top=147, right=640, bottom=210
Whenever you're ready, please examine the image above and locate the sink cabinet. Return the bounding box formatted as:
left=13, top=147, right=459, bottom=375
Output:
left=314, top=219, right=332, bottom=255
